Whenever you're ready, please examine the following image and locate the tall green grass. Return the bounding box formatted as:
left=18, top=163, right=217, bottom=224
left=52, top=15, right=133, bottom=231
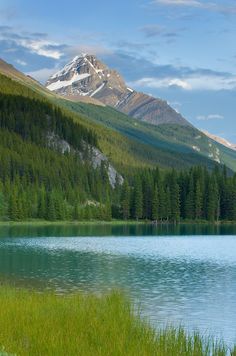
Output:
left=0, top=287, right=233, bottom=356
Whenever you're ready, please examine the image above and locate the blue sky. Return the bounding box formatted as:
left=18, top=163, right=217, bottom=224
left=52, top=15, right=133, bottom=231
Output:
left=0, top=0, right=236, bottom=142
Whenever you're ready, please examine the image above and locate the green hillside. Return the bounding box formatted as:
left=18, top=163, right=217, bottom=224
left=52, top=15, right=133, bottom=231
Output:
left=2, top=58, right=235, bottom=172
left=58, top=99, right=236, bottom=172
left=0, top=73, right=116, bottom=221
left=0, top=71, right=235, bottom=223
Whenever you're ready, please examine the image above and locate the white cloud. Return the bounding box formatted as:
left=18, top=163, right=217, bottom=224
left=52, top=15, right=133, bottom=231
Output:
left=129, top=73, right=236, bottom=91
left=153, top=0, right=236, bottom=13
left=18, top=39, right=63, bottom=59
left=130, top=77, right=191, bottom=89
left=196, top=114, right=224, bottom=120
left=15, top=59, right=27, bottom=66
left=0, top=27, right=64, bottom=59
left=154, top=0, right=204, bottom=7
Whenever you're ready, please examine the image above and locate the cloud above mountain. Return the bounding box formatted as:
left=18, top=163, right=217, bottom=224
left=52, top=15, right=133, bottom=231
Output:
left=130, top=73, right=236, bottom=91
left=152, top=0, right=236, bottom=14
left=2, top=24, right=235, bottom=93
left=0, top=26, right=65, bottom=60
left=196, top=114, right=224, bottom=121
left=101, top=52, right=236, bottom=91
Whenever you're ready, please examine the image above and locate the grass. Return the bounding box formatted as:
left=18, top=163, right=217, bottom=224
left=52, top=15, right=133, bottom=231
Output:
left=0, top=219, right=235, bottom=227
left=0, top=219, right=147, bottom=227
left=0, top=287, right=233, bottom=356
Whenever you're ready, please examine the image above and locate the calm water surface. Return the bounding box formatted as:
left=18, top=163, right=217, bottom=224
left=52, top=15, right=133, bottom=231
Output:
left=0, top=224, right=236, bottom=345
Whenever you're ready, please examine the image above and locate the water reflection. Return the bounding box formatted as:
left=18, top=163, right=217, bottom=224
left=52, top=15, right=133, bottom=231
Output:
left=0, top=223, right=236, bottom=238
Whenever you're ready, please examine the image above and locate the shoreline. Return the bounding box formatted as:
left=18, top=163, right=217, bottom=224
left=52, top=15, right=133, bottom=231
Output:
left=0, top=219, right=235, bottom=227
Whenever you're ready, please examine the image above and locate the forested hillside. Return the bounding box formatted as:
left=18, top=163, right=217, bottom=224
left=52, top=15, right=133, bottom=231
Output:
left=0, top=74, right=114, bottom=220
left=0, top=72, right=236, bottom=222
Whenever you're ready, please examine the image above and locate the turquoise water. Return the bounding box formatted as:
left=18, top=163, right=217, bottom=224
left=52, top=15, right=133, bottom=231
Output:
left=0, top=224, right=236, bottom=345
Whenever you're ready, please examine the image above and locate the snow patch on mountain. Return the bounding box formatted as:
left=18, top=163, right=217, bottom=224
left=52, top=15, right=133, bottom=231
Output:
left=47, top=73, right=91, bottom=91
left=50, top=56, right=82, bottom=80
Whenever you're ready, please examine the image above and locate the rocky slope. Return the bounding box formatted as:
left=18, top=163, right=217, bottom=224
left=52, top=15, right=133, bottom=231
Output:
left=46, top=54, right=191, bottom=127
left=47, top=132, right=123, bottom=188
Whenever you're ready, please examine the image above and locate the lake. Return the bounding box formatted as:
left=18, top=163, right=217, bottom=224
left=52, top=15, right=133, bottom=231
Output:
left=0, top=223, right=236, bottom=346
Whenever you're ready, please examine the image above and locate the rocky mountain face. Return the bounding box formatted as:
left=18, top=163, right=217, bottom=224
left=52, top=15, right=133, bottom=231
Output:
left=46, top=54, right=127, bottom=106
left=46, top=54, right=191, bottom=127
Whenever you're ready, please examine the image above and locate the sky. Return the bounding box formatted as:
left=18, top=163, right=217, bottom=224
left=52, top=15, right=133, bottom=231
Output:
left=0, top=0, right=236, bottom=142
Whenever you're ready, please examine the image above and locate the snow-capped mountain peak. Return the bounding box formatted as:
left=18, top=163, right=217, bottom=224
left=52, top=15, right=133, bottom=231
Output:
left=46, top=54, right=127, bottom=100
left=46, top=54, right=192, bottom=126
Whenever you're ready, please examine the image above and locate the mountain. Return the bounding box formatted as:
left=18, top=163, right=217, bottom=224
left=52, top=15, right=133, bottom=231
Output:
left=1, top=57, right=236, bottom=172
left=0, top=58, right=236, bottom=223
left=46, top=55, right=236, bottom=171
left=0, top=58, right=210, bottom=172
left=202, top=130, right=236, bottom=151
left=46, top=54, right=191, bottom=127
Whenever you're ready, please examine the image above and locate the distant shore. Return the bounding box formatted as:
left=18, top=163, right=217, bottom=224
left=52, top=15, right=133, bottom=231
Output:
left=0, top=219, right=235, bottom=227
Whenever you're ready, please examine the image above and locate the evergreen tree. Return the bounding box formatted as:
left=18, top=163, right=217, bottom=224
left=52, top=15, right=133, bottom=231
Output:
left=195, top=180, right=203, bottom=220
left=185, top=173, right=195, bottom=220
left=121, top=181, right=130, bottom=220
left=133, top=177, right=143, bottom=220
left=206, top=176, right=219, bottom=222
left=151, top=185, right=158, bottom=221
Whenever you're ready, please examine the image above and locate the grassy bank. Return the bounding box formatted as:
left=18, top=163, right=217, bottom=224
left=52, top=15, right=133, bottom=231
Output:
left=0, top=219, right=235, bottom=227
left=0, top=219, right=146, bottom=227
left=0, top=287, right=233, bottom=356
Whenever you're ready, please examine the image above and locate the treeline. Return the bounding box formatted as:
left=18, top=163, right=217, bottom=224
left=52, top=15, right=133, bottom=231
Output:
left=119, top=166, right=236, bottom=222
left=0, top=150, right=236, bottom=222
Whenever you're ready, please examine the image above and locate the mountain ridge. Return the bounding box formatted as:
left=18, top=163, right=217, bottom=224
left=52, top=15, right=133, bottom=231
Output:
left=1, top=57, right=236, bottom=172
left=46, top=54, right=191, bottom=127
left=202, top=130, right=236, bottom=151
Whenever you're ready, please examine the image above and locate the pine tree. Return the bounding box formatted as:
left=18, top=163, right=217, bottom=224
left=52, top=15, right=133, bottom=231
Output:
left=121, top=181, right=130, bottom=220
left=158, top=182, right=165, bottom=222
left=8, top=187, right=19, bottom=221
left=169, top=171, right=180, bottom=223
left=165, top=186, right=171, bottom=222
left=206, top=176, right=219, bottom=222
left=0, top=192, right=6, bottom=220
left=195, top=180, right=203, bottom=220
left=46, top=192, right=56, bottom=221
left=185, top=173, right=195, bottom=220
left=152, top=185, right=158, bottom=221
left=133, top=177, right=143, bottom=220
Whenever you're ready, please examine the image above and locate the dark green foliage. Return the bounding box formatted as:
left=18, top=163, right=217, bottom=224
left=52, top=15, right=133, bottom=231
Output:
left=133, top=176, right=143, bottom=220
left=151, top=185, right=158, bottom=221
left=0, top=73, right=235, bottom=222
left=0, top=74, right=112, bottom=221
left=121, top=181, right=130, bottom=220
left=118, top=166, right=236, bottom=223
